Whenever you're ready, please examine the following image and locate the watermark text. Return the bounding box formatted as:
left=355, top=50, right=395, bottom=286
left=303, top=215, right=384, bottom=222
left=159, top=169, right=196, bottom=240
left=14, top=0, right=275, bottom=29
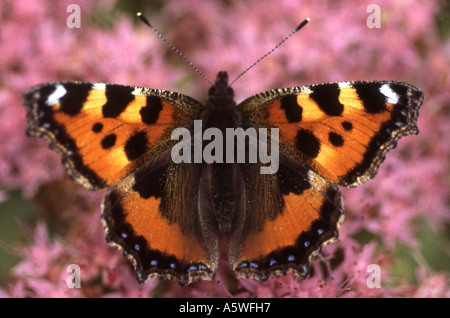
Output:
left=171, top=120, right=279, bottom=174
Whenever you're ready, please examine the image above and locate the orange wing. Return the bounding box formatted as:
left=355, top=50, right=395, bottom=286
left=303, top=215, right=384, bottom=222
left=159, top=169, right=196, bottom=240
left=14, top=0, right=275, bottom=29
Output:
left=102, top=152, right=218, bottom=285
left=229, top=154, right=344, bottom=280
left=23, top=82, right=203, bottom=189
left=238, top=81, right=424, bottom=187
left=232, top=80, right=423, bottom=280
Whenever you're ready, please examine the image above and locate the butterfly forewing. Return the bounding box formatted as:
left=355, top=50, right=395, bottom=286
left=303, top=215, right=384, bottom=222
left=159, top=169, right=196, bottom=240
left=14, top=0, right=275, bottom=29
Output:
left=237, top=81, right=424, bottom=187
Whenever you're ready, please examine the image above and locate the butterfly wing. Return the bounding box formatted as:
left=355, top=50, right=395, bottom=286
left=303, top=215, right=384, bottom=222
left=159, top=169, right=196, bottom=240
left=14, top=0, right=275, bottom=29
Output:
left=238, top=81, right=424, bottom=187
left=23, top=82, right=217, bottom=285
left=102, top=152, right=218, bottom=285
left=23, top=82, right=203, bottom=189
left=231, top=81, right=423, bottom=280
left=229, top=153, right=344, bottom=280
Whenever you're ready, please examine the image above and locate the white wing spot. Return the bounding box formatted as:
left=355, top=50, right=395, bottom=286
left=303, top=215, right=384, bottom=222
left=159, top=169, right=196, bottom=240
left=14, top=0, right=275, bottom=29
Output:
left=132, top=87, right=145, bottom=95
left=380, top=84, right=399, bottom=104
left=46, top=84, right=67, bottom=105
left=338, top=82, right=352, bottom=89
left=301, top=87, right=313, bottom=94
left=93, top=83, right=106, bottom=90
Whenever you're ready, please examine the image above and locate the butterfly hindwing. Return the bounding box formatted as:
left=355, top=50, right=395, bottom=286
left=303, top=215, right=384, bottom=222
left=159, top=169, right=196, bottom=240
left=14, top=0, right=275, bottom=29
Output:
left=238, top=81, right=424, bottom=187
left=229, top=153, right=344, bottom=280
left=22, top=82, right=204, bottom=189
left=102, top=150, right=218, bottom=285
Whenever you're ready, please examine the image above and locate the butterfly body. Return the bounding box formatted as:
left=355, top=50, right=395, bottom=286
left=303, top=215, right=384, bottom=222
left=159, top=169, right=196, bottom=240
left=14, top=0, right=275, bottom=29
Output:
left=23, top=70, right=423, bottom=285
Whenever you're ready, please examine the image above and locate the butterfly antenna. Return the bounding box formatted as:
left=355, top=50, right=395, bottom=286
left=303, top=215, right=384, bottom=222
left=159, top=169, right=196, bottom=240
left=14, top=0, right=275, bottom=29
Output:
left=137, top=12, right=213, bottom=86
left=229, top=18, right=310, bottom=87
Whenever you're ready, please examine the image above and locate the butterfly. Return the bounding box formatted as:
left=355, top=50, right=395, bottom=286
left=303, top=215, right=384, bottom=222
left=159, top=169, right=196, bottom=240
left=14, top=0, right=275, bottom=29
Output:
left=22, top=14, right=424, bottom=285
left=22, top=71, right=423, bottom=285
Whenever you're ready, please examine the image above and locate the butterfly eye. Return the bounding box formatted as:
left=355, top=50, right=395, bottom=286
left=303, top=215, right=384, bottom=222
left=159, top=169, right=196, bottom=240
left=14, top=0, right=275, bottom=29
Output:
left=227, top=87, right=234, bottom=98
left=208, top=86, right=217, bottom=96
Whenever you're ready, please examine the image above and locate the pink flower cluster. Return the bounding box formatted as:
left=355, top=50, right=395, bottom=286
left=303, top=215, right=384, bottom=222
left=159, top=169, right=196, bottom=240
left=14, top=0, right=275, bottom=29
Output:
left=0, top=0, right=448, bottom=297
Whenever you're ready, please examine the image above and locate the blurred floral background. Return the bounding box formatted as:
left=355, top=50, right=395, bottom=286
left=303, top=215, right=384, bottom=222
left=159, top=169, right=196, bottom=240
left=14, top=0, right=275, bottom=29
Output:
left=0, top=0, right=448, bottom=297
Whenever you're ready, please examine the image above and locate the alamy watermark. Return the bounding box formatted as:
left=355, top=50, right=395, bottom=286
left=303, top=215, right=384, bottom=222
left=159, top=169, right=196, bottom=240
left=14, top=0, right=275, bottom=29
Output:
left=366, top=264, right=381, bottom=288
left=366, top=4, right=381, bottom=28
left=66, top=264, right=81, bottom=288
left=66, top=4, right=81, bottom=28
left=171, top=120, right=279, bottom=174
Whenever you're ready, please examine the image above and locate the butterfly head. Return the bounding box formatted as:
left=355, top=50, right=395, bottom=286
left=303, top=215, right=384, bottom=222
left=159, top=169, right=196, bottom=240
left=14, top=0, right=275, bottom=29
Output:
left=208, top=71, right=234, bottom=100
